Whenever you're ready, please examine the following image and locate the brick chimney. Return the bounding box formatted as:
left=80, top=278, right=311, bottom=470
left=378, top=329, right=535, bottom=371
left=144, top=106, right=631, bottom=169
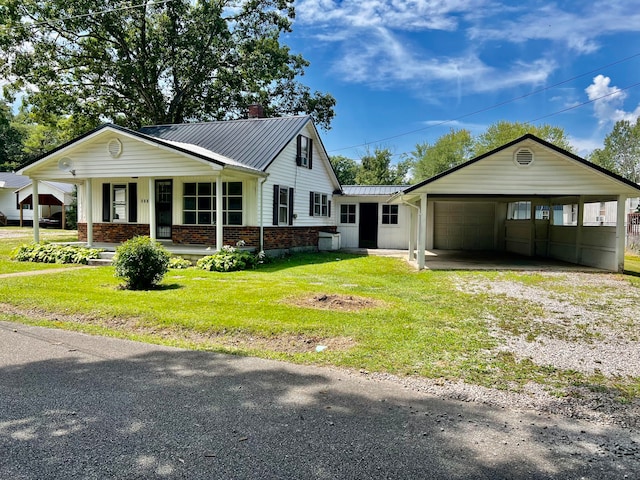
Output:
left=248, top=104, right=265, bottom=119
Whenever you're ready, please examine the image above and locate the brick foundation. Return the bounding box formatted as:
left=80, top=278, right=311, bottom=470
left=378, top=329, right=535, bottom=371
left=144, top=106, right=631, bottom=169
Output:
left=78, top=223, right=337, bottom=251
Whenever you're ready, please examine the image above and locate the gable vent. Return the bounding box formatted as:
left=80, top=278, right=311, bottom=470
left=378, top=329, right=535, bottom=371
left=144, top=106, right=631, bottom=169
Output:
left=107, top=138, right=123, bottom=158
left=514, top=148, right=534, bottom=166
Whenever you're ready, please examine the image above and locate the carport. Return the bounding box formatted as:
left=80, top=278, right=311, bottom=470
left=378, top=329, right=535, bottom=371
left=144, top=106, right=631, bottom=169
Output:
left=391, top=134, right=640, bottom=272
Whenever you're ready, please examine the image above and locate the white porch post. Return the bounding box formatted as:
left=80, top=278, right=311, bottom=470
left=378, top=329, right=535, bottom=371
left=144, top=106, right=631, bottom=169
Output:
left=615, top=194, right=627, bottom=272
left=148, top=178, right=156, bottom=240
left=418, top=193, right=428, bottom=269
left=408, top=206, right=417, bottom=262
left=85, top=179, right=93, bottom=246
left=575, top=196, right=584, bottom=264
left=216, top=175, right=223, bottom=251
left=32, top=179, right=40, bottom=243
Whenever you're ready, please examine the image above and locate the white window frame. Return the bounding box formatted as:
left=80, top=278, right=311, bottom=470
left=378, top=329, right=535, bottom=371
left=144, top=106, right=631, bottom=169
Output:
left=299, top=136, right=311, bottom=168
left=313, top=192, right=329, bottom=217
left=278, top=186, right=290, bottom=225
left=112, top=184, right=128, bottom=222
left=507, top=201, right=531, bottom=220
left=381, top=204, right=399, bottom=225
left=340, top=204, right=356, bottom=224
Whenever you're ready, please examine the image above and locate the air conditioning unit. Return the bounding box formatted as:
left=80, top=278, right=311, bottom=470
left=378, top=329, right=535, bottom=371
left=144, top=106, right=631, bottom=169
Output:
left=595, top=216, right=606, bottom=222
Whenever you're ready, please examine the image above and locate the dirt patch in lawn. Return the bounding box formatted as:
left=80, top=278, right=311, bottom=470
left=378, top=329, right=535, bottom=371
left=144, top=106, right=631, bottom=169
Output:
left=288, top=293, right=384, bottom=311
left=0, top=302, right=356, bottom=354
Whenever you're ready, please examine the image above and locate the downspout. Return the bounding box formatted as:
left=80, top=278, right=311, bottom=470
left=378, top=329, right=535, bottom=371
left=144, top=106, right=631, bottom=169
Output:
left=259, top=175, right=269, bottom=252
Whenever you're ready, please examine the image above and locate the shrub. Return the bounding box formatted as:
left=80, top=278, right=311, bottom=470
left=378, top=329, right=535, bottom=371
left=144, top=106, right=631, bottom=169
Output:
left=169, top=257, right=192, bottom=269
left=113, top=236, right=171, bottom=290
left=196, top=245, right=262, bottom=272
left=12, top=242, right=102, bottom=264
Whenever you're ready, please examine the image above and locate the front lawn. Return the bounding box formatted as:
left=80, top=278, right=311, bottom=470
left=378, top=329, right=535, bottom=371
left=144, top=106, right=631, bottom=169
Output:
left=1, top=232, right=639, bottom=401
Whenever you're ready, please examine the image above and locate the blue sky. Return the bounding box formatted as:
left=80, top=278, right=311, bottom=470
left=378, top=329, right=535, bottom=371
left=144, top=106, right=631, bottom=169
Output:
left=284, top=0, right=640, bottom=162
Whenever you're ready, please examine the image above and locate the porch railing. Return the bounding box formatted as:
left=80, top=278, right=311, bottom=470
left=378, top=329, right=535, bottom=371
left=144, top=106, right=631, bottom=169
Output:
left=628, top=213, right=640, bottom=235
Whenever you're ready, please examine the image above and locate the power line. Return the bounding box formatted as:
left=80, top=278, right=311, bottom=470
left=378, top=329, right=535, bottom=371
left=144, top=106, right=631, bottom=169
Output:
left=328, top=52, right=640, bottom=153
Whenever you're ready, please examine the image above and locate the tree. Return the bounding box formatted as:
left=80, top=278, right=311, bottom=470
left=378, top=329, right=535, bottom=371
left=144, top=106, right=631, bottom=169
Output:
left=589, top=118, right=640, bottom=183
left=355, top=147, right=411, bottom=185
left=0, top=0, right=336, bottom=130
left=330, top=155, right=359, bottom=185
left=472, top=121, right=574, bottom=157
left=0, top=103, right=24, bottom=171
left=407, top=129, right=472, bottom=182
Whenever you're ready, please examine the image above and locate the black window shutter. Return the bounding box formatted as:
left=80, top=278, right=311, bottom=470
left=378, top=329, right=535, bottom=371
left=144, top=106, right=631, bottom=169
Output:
left=328, top=200, right=332, bottom=218
left=309, top=191, right=315, bottom=216
left=102, top=183, right=110, bottom=222
left=308, top=138, right=313, bottom=169
left=128, top=183, right=138, bottom=223
left=272, top=185, right=279, bottom=225
left=288, top=188, right=294, bottom=225
left=296, top=135, right=302, bottom=166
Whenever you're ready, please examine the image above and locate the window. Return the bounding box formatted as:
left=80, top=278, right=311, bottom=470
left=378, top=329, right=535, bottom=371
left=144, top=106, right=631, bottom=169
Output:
left=112, top=184, right=127, bottom=221
left=296, top=135, right=313, bottom=168
left=340, top=204, right=356, bottom=224
left=310, top=191, right=330, bottom=217
left=279, top=186, right=290, bottom=225
left=507, top=201, right=531, bottom=220
left=183, top=181, right=243, bottom=225
left=382, top=204, right=398, bottom=225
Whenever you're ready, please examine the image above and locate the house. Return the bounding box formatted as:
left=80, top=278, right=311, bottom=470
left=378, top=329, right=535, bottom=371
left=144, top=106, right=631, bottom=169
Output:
left=390, top=134, right=640, bottom=272
left=334, top=185, right=410, bottom=249
left=17, top=111, right=341, bottom=253
left=0, top=172, right=73, bottom=226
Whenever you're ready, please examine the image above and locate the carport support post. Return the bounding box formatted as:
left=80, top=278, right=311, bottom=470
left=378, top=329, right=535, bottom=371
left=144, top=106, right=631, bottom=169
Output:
left=418, top=193, right=428, bottom=269
left=575, top=196, right=584, bottom=264
left=408, top=206, right=417, bottom=262
left=615, top=194, right=627, bottom=272
left=32, top=179, right=40, bottom=243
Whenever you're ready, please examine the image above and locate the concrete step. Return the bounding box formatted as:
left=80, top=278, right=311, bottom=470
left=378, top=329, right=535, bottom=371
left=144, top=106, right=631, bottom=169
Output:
left=88, top=258, right=113, bottom=267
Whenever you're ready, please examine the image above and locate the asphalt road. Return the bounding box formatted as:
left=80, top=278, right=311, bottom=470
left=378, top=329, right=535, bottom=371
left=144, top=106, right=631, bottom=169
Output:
left=1, top=321, right=637, bottom=479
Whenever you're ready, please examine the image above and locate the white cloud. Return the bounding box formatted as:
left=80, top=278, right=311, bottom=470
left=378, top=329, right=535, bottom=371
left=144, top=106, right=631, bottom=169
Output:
left=585, top=75, right=640, bottom=126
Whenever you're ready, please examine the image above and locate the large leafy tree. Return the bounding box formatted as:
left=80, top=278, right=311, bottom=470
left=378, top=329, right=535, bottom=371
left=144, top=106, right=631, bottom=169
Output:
left=472, top=121, right=574, bottom=157
left=0, top=103, right=24, bottom=171
left=329, top=155, right=359, bottom=185
left=355, top=147, right=411, bottom=186
left=589, top=118, right=640, bottom=183
left=0, top=0, right=335, bottom=129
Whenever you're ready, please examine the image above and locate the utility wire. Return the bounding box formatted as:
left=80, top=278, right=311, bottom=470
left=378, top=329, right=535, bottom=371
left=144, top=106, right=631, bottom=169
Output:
left=328, top=52, right=640, bottom=153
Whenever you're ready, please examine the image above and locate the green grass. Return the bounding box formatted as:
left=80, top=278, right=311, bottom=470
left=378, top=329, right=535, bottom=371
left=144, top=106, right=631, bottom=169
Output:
left=1, top=231, right=639, bottom=401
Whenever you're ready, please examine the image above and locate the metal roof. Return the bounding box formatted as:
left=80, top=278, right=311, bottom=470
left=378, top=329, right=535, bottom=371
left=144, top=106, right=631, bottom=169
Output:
left=139, top=116, right=311, bottom=172
left=341, top=185, right=409, bottom=196
left=0, top=172, right=30, bottom=189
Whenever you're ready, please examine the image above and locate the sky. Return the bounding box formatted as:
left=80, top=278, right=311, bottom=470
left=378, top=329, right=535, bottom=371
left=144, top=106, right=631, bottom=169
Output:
left=283, top=0, right=640, bottom=162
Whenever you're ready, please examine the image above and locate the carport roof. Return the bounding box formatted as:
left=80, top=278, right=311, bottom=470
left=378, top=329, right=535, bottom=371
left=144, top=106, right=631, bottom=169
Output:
left=395, top=134, right=640, bottom=201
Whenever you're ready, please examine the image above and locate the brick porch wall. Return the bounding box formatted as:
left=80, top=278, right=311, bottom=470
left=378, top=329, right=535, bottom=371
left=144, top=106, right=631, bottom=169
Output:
left=78, top=223, right=337, bottom=250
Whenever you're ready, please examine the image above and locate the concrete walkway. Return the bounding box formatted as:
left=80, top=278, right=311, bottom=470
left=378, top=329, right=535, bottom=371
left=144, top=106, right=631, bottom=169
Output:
left=1, top=321, right=636, bottom=479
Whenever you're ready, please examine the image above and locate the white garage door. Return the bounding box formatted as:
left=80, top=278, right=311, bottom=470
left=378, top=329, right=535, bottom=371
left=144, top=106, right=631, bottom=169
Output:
left=434, top=201, right=495, bottom=250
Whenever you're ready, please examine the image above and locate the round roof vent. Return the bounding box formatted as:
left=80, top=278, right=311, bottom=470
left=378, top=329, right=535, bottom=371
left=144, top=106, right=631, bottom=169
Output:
left=514, top=148, right=534, bottom=167
left=107, top=138, right=123, bottom=158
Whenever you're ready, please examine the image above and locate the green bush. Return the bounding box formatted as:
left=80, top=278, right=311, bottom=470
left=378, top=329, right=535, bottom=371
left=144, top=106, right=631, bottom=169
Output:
left=113, top=236, right=171, bottom=290
left=196, top=245, right=262, bottom=272
left=168, top=257, right=192, bottom=269
left=12, top=243, right=103, bottom=264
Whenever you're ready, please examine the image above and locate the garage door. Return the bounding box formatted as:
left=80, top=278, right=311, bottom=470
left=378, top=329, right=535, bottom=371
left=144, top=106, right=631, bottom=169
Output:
left=433, top=202, right=495, bottom=250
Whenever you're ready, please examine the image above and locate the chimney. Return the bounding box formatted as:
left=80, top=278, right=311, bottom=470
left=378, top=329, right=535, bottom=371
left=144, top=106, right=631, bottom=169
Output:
left=248, top=104, right=265, bottom=119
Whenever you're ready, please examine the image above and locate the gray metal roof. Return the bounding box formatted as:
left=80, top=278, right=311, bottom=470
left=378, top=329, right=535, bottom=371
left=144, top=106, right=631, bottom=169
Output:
left=0, top=172, right=30, bottom=189
left=139, top=116, right=311, bottom=172
left=341, top=185, right=409, bottom=196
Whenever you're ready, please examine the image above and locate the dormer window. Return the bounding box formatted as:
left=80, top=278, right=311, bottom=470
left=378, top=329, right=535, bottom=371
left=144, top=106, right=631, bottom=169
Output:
left=296, top=135, right=313, bottom=169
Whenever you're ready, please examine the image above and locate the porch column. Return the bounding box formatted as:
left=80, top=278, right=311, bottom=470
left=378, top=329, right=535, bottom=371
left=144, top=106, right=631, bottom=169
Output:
left=32, top=180, right=40, bottom=242
left=418, top=193, right=428, bottom=269
left=216, top=176, right=223, bottom=251
left=148, top=178, right=156, bottom=240
left=85, top=179, right=93, bottom=246
left=615, top=195, right=627, bottom=272
left=408, top=205, right=417, bottom=262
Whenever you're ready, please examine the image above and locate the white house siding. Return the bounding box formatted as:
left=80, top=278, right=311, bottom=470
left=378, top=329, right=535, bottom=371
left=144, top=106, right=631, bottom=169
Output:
left=25, top=133, right=223, bottom=181
left=263, top=123, right=337, bottom=227
left=16, top=182, right=74, bottom=222
left=433, top=201, right=496, bottom=250
left=334, top=195, right=410, bottom=249
left=0, top=188, right=24, bottom=221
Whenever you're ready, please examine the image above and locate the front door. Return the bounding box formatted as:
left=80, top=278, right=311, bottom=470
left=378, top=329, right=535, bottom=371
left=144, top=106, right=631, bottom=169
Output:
left=155, top=180, right=172, bottom=239
left=359, top=203, right=378, bottom=248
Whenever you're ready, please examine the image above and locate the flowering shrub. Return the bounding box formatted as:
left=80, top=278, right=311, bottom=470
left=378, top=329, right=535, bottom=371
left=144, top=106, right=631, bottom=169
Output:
left=113, top=236, right=170, bottom=290
left=12, top=242, right=102, bottom=264
left=168, top=257, right=192, bottom=269
left=196, top=244, right=262, bottom=272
